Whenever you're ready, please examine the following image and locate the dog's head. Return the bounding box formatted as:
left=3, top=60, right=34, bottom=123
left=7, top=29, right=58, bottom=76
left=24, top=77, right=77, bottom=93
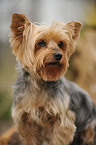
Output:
left=10, top=13, right=82, bottom=81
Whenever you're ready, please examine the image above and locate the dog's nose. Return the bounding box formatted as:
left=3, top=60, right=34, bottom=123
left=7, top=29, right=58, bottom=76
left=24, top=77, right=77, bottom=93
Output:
left=53, top=53, right=62, bottom=61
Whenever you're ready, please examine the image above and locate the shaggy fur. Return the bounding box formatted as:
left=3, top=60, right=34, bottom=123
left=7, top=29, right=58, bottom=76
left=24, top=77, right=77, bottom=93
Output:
left=10, top=13, right=96, bottom=145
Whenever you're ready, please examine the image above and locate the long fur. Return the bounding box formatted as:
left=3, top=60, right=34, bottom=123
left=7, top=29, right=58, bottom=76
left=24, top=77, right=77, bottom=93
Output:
left=10, top=13, right=96, bottom=145
left=12, top=69, right=76, bottom=145
left=12, top=68, right=96, bottom=145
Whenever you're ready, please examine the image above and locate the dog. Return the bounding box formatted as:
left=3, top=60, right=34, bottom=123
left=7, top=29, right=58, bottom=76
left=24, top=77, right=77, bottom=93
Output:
left=9, top=13, right=96, bottom=145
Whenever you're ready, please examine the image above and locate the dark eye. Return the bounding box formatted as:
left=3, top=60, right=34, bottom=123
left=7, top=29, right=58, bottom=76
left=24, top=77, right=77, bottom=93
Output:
left=58, top=41, right=63, bottom=48
left=38, top=40, right=46, bottom=47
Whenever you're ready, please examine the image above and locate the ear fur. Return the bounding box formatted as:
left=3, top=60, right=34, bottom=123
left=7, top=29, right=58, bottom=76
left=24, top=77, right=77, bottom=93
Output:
left=10, top=13, right=31, bottom=60
left=66, top=21, right=82, bottom=39
left=65, top=21, right=82, bottom=57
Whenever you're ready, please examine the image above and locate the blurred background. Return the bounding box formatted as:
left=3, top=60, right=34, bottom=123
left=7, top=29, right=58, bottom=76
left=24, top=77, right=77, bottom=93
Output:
left=0, top=0, right=96, bottom=134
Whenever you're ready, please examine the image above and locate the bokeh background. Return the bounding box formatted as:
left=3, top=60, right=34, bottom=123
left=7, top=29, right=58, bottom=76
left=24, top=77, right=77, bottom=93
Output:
left=0, top=0, right=96, bottom=134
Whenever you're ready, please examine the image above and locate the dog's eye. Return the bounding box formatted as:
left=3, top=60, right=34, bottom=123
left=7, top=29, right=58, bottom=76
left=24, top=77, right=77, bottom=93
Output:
left=58, top=41, right=63, bottom=48
left=38, top=40, right=46, bottom=47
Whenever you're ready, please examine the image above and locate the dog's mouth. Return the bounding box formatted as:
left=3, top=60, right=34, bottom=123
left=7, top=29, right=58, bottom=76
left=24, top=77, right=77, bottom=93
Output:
left=47, top=61, right=60, bottom=66
left=40, top=61, right=64, bottom=81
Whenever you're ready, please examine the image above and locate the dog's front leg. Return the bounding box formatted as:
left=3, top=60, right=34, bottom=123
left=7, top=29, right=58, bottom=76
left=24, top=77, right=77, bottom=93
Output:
left=17, top=112, right=41, bottom=145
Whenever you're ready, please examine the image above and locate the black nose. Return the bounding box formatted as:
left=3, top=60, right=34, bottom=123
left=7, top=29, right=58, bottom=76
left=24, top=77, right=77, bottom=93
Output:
left=53, top=53, right=62, bottom=61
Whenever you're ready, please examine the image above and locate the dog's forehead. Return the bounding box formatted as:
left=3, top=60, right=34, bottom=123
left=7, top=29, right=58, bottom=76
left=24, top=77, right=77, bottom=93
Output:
left=34, top=22, right=65, bottom=32
left=33, top=23, right=68, bottom=41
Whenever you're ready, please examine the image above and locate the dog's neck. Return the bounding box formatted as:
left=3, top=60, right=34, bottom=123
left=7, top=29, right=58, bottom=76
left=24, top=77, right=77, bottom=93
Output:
left=22, top=67, right=61, bottom=90
left=41, top=80, right=61, bottom=89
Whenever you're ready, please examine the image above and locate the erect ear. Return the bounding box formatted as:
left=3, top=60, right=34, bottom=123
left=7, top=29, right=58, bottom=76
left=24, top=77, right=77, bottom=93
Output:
left=65, top=21, right=82, bottom=40
left=10, top=13, right=31, bottom=60
left=65, top=21, right=82, bottom=56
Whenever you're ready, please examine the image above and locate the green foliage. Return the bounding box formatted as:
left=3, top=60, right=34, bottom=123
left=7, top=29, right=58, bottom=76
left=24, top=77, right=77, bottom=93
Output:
left=0, top=91, right=12, bottom=120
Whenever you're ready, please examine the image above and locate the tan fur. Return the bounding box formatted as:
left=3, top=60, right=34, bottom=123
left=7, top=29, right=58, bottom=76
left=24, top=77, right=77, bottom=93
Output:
left=10, top=13, right=82, bottom=145
left=12, top=84, right=76, bottom=145
left=10, top=13, right=82, bottom=81
left=81, top=125, right=95, bottom=144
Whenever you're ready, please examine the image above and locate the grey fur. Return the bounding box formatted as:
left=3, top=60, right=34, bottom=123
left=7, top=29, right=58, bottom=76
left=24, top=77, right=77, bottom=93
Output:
left=12, top=68, right=96, bottom=145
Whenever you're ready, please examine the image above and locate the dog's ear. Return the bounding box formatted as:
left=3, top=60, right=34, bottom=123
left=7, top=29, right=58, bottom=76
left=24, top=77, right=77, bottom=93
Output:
left=65, top=21, right=82, bottom=57
left=10, top=13, right=31, bottom=60
left=66, top=21, right=82, bottom=39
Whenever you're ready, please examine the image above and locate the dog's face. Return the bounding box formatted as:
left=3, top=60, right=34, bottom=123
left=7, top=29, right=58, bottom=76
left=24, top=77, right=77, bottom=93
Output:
left=10, top=13, right=82, bottom=81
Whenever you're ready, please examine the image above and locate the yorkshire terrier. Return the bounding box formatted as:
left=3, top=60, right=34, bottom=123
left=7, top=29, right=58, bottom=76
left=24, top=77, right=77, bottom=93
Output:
left=10, top=13, right=96, bottom=145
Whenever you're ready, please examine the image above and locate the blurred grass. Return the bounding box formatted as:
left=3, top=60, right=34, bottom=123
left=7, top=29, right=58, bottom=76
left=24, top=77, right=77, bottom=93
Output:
left=0, top=91, right=12, bottom=120
left=0, top=43, right=16, bottom=122
left=0, top=43, right=16, bottom=133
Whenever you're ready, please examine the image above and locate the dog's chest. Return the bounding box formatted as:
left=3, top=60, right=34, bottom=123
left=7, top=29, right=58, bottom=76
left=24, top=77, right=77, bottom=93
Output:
left=18, top=82, right=75, bottom=145
left=13, top=85, right=76, bottom=145
left=27, top=107, right=58, bottom=144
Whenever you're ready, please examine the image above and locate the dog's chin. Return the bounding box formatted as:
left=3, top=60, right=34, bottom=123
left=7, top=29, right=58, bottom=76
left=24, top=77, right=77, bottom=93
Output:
left=40, top=62, right=66, bottom=81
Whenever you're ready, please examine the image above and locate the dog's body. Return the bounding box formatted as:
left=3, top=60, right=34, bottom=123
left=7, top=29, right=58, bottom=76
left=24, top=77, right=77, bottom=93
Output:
left=12, top=68, right=96, bottom=145
left=69, top=80, right=96, bottom=145
left=10, top=13, right=96, bottom=145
